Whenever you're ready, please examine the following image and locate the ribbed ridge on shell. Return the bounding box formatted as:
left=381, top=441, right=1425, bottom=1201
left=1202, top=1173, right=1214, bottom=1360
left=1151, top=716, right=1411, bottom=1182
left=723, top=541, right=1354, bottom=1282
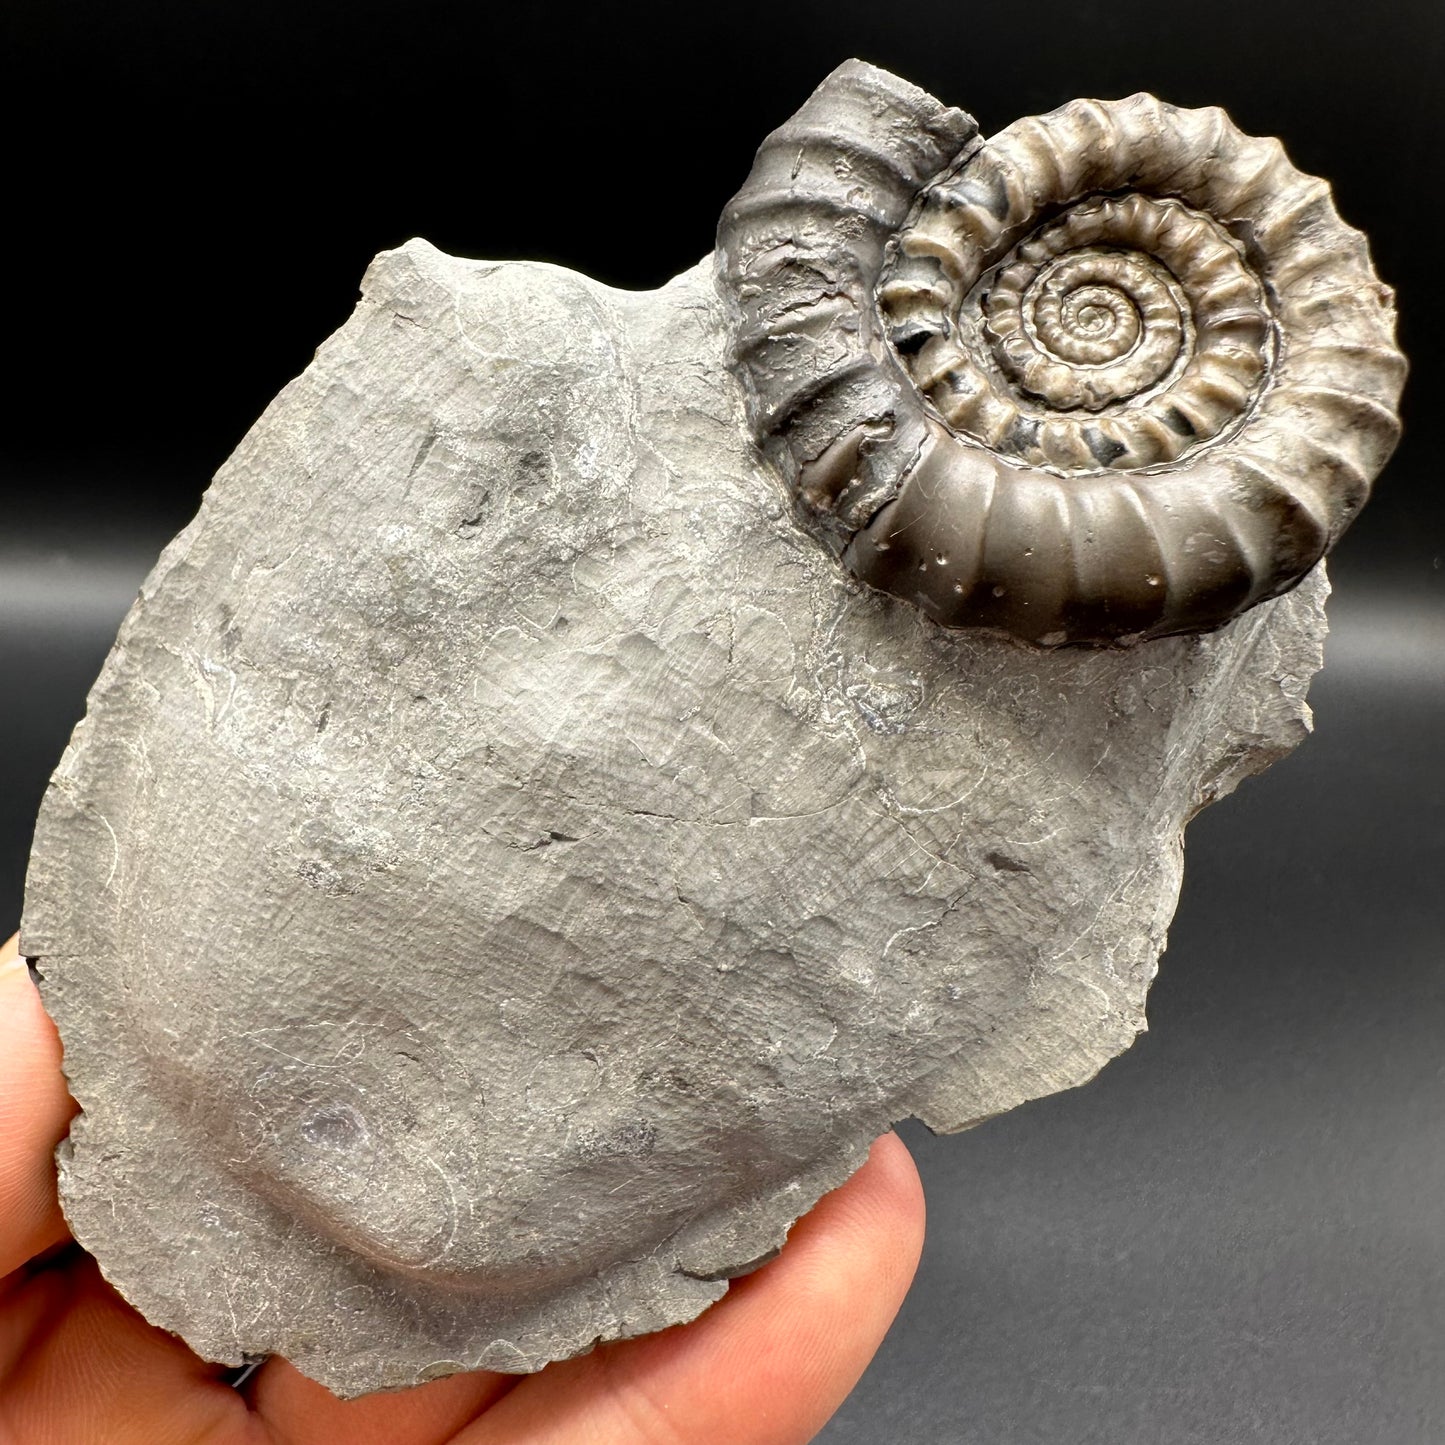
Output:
left=714, top=61, right=979, bottom=546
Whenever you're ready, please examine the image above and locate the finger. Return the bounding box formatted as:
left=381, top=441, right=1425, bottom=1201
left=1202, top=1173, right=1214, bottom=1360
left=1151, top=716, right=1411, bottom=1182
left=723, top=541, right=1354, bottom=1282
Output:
left=459, top=1132, right=925, bottom=1445
left=0, top=1245, right=262, bottom=1445
left=0, top=933, right=78, bottom=1277
left=250, top=1356, right=517, bottom=1445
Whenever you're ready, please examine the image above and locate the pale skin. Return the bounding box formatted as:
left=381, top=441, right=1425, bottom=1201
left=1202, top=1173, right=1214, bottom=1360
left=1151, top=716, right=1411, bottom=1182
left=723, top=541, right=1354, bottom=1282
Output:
left=0, top=932, right=925, bottom=1445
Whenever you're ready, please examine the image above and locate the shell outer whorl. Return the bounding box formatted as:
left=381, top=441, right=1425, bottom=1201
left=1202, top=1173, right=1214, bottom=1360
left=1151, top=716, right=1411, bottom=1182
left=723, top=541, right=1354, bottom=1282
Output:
left=712, top=60, right=980, bottom=552
left=715, top=69, right=1406, bottom=646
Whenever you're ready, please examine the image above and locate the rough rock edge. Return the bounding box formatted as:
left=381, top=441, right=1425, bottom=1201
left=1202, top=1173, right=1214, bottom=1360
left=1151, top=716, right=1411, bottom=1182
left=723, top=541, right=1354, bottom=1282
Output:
left=22, top=246, right=1329, bottom=1396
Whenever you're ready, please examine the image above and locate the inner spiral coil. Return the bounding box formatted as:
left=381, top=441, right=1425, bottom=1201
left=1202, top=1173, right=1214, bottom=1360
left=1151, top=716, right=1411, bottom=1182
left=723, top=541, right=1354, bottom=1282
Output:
left=885, top=193, right=1273, bottom=473
left=988, top=249, right=1183, bottom=404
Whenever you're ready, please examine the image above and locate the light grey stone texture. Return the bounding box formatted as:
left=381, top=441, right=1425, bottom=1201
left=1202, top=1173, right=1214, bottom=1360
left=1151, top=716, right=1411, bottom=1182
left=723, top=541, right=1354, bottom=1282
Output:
left=23, top=240, right=1327, bottom=1396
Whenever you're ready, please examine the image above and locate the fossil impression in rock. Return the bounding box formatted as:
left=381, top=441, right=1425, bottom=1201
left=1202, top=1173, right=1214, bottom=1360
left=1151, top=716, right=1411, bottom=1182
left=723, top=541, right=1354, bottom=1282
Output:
left=718, top=72, right=1402, bottom=644
left=22, top=62, right=1402, bottom=1396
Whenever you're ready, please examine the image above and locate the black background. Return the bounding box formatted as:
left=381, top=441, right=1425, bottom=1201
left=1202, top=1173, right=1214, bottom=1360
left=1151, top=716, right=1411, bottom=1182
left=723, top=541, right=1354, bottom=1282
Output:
left=2, top=2, right=1442, bottom=1440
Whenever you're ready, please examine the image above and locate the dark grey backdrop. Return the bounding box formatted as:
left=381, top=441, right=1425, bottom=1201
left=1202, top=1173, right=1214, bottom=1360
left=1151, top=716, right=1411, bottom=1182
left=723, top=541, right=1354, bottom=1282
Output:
left=2, top=2, right=1442, bottom=1440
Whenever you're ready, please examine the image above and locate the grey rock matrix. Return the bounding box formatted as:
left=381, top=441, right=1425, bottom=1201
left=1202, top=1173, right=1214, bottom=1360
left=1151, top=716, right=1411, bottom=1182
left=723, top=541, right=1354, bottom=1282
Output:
left=21, top=61, right=1399, bottom=1397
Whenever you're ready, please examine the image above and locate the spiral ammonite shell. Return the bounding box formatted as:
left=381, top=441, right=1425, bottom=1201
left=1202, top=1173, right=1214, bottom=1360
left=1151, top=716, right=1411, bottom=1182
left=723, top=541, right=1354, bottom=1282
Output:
left=716, top=62, right=1405, bottom=645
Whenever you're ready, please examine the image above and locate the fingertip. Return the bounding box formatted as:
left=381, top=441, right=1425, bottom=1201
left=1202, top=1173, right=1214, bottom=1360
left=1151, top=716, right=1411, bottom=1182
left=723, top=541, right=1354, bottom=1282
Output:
left=250, top=1356, right=516, bottom=1445
left=461, top=1132, right=927, bottom=1445
left=855, top=1130, right=927, bottom=1274
left=0, top=1250, right=250, bottom=1445
left=836, top=1130, right=926, bottom=1240
left=0, top=932, right=78, bottom=1277
left=728, top=1130, right=925, bottom=1313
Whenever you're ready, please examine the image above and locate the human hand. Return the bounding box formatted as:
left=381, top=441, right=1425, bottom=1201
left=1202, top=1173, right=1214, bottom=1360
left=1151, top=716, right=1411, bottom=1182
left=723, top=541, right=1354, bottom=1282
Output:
left=0, top=931, right=925, bottom=1444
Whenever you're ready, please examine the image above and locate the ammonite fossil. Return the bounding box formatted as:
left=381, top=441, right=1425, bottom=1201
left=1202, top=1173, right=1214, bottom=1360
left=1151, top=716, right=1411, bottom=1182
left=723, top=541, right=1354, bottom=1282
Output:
left=21, top=62, right=1397, bottom=1395
left=717, top=62, right=1405, bottom=645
